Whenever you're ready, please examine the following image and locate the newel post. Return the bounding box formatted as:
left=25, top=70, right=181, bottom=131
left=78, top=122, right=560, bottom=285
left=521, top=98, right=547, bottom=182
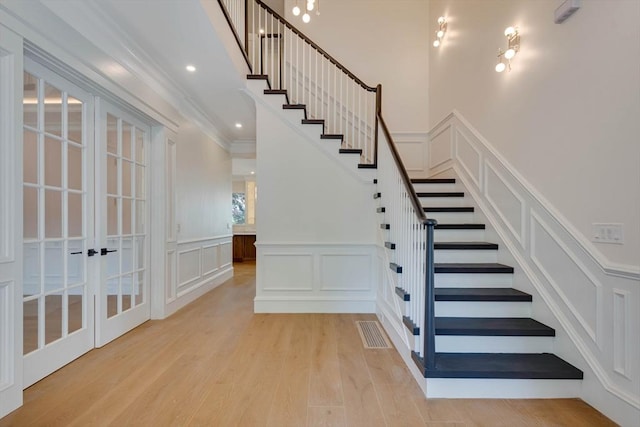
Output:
left=374, top=84, right=382, bottom=167
left=424, top=218, right=437, bottom=370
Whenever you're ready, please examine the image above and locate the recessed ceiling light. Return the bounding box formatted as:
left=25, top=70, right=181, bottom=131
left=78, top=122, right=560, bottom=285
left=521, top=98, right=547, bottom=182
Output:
left=250, top=171, right=255, bottom=175
left=235, top=123, right=243, bottom=128
left=185, top=65, right=196, bottom=72
left=259, top=28, right=265, bottom=34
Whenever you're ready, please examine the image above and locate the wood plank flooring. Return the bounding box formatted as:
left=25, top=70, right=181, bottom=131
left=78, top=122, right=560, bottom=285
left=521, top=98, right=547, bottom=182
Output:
left=1, top=262, right=616, bottom=426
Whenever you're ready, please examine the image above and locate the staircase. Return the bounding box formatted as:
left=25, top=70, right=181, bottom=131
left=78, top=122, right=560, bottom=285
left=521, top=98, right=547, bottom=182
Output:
left=219, top=0, right=583, bottom=399
left=379, top=177, right=583, bottom=397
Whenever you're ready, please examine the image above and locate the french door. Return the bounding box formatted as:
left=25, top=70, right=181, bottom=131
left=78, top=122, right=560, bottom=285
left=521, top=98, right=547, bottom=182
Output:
left=22, top=60, right=95, bottom=387
left=22, top=61, right=151, bottom=386
left=95, top=101, right=150, bottom=347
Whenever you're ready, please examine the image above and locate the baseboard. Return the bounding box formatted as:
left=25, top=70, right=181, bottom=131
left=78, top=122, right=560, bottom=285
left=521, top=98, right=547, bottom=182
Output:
left=254, top=296, right=376, bottom=313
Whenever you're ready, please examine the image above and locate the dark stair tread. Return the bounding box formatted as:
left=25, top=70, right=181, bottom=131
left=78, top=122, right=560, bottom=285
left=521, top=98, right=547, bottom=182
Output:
left=341, top=148, right=363, bottom=154
left=434, top=242, right=498, bottom=250
left=390, top=263, right=402, bottom=273
left=435, top=317, right=554, bottom=336
left=425, top=207, right=474, bottom=213
left=395, top=287, right=410, bottom=301
left=283, top=104, right=306, bottom=109
left=321, top=134, right=343, bottom=140
left=435, top=263, right=513, bottom=274
left=403, top=316, right=419, bottom=335
left=426, top=353, right=583, bottom=379
left=380, top=224, right=390, bottom=230
left=435, top=223, right=485, bottom=230
left=376, top=207, right=386, bottom=213
left=301, top=119, right=324, bottom=125
left=247, top=74, right=269, bottom=79
left=264, top=89, right=287, bottom=95
left=411, top=178, right=456, bottom=184
left=384, top=241, right=396, bottom=250
left=358, top=164, right=377, bottom=169
left=373, top=192, right=381, bottom=199
left=435, top=288, right=532, bottom=302
left=417, top=192, right=464, bottom=197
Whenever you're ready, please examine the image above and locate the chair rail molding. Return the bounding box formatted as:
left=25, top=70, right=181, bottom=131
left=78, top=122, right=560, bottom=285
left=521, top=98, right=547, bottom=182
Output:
left=427, top=110, right=640, bottom=421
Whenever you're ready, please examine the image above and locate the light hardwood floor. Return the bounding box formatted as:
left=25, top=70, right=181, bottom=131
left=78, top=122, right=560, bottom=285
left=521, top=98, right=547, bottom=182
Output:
left=2, top=262, right=616, bottom=426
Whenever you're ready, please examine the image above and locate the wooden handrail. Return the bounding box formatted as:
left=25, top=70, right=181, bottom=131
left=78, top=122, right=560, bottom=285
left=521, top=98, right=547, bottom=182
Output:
left=217, top=0, right=253, bottom=72
left=377, top=113, right=436, bottom=226
left=254, top=0, right=377, bottom=92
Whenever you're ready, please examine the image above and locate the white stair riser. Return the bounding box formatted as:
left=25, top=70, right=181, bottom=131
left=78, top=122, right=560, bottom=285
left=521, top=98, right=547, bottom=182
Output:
left=425, top=378, right=581, bottom=398
left=427, top=211, right=476, bottom=223
left=435, top=273, right=513, bottom=288
left=434, top=249, right=497, bottom=263
left=420, top=197, right=469, bottom=207
left=435, top=335, right=553, bottom=353
left=434, top=229, right=486, bottom=241
left=411, top=183, right=461, bottom=192
left=435, top=301, right=531, bottom=317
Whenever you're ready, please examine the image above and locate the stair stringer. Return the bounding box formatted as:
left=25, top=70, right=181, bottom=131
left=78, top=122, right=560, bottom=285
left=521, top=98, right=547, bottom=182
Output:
left=244, top=80, right=375, bottom=184
left=374, top=231, right=429, bottom=396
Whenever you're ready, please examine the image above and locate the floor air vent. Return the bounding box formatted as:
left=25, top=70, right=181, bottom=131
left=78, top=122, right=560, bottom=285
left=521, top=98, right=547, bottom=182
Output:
left=355, top=320, right=392, bottom=349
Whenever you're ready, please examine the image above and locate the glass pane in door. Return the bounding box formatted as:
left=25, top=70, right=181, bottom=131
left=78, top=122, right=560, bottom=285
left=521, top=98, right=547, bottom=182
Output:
left=22, top=70, right=89, bottom=356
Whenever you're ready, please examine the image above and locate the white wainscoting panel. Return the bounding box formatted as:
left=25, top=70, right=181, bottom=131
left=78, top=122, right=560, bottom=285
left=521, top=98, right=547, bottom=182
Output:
left=427, top=110, right=640, bottom=424
left=392, top=132, right=428, bottom=176
left=428, top=123, right=453, bottom=170
left=613, top=289, right=631, bottom=378
left=177, top=247, right=201, bottom=291
left=485, top=161, right=526, bottom=248
left=530, top=211, right=600, bottom=343
left=202, top=244, right=219, bottom=276
left=455, top=128, right=482, bottom=188
left=163, top=236, right=233, bottom=317
left=255, top=243, right=377, bottom=313
left=166, top=249, right=176, bottom=303
left=320, top=254, right=371, bottom=291
left=262, top=254, right=313, bottom=291
left=0, top=281, right=11, bottom=391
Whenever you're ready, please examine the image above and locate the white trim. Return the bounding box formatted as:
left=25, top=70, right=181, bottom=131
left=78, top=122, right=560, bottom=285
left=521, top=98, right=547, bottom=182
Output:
left=429, top=111, right=640, bottom=415
left=165, top=265, right=233, bottom=318
left=254, top=296, right=376, bottom=313
left=255, top=241, right=375, bottom=247
left=177, top=247, right=202, bottom=290
left=447, top=109, right=639, bottom=279
left=177, top=235, right=233, bottom=245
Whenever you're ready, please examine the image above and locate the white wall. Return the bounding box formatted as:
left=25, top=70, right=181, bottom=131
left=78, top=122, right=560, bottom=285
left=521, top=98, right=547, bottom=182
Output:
left=428, top=0, right=640, bottom=268
left=254, top=94, right=378, bottom=313
left=283, top=0, right=429, bottom=134
left=176, top=120, right=232, bottom=240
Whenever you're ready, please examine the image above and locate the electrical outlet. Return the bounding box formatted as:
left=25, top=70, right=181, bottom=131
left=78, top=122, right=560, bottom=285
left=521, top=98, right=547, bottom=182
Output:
left=592, top=223, right=624, bottom=244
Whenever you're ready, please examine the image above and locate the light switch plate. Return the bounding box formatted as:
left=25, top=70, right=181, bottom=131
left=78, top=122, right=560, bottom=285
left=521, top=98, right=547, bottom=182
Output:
left=592, top=223, right=624, bottom=244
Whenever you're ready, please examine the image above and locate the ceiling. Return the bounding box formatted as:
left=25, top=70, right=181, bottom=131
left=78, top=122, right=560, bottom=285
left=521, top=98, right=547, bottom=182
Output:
left=13, top=0, right=257, bottom=149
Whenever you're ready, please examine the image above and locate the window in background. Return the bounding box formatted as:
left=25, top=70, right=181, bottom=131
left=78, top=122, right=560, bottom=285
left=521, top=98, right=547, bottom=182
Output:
left=232, top=192, right=246, bottom=224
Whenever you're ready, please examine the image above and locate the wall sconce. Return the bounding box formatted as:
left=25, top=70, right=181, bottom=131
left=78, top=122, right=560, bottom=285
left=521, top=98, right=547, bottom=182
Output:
left=433, top=16, right=447, bottom=47
left=495, top=26, right=520, bottom=72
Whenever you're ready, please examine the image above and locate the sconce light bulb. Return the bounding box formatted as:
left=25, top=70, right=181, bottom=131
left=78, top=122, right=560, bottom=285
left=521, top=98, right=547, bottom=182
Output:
left=504, top=48, right=516, bottom=59
left=433, top=40, right=440, bottom=47
left=495, top=62, right=506, bottom=73
left=292, top=5, right=301, bottom=16
left=504, top=26, right=516, bottom=37
left=438, top=16, right=445, bottom=25
left=302, top=12, right=311, bottom=23
left=437, top=30, right=445, bottom=38
left=306, top=1, right=314, bottom=11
